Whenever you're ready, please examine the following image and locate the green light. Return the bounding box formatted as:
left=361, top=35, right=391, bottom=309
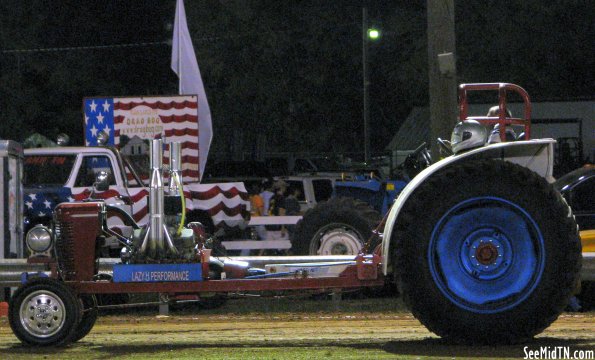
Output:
left=368, top=28, right=380, bottom=40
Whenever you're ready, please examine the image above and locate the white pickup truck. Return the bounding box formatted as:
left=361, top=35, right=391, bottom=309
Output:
left=23, top=146, right=250, bottom=256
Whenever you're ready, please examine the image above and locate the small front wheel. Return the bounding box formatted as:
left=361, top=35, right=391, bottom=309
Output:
left=9, top=278, right=81, bottom=346
left=70, top=295, right=98, bottom=343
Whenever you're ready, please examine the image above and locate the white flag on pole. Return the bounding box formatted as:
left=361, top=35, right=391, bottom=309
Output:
left=171, top=0, right=212, bottom=181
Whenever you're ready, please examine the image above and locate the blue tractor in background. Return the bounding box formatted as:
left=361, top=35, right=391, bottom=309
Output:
left=291, top=144, right=430, bottom=255
left=334, top=177, right=407, bottom=217
left=334, top=142, right=432, bottom=216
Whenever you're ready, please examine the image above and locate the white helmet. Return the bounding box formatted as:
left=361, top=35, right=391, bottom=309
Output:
left=450, top=120, right=488, bottom=154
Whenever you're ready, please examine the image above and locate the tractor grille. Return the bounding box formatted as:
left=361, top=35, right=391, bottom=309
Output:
left=54, top=219, right=77, bottom=280
left=53, top=202, right=103, bottom=281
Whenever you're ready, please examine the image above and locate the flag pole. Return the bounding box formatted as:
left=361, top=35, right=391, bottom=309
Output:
left=177, top=0, right=182, bottom=94
left=171, top=0, right=212, bottom=182
left=178, top=41, right=182, bottom=94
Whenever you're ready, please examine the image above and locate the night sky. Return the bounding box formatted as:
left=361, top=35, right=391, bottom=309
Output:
left=0, top=1, right=592, bottom=160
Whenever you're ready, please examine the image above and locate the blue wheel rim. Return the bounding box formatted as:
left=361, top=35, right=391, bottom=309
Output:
left=428, top=196, right=545, bottom=314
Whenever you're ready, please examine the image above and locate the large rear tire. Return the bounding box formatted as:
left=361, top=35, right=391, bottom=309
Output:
left=9, top=278, right=82, bottom=346
left=292, top=197, right=380, bottom=255
left=393, top=160, right=581, bottom=344
left=577, top=281, right=595, bottom=311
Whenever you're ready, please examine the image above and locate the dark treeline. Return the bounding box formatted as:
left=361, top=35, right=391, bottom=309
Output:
left=0, top=0, right=592, bottom=157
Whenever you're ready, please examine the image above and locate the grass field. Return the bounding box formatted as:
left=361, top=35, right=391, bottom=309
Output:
left=1, top=297, right=594, bottom=360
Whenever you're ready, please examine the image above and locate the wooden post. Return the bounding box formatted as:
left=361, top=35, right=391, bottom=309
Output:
left=427, top=0, right=458, bottom=161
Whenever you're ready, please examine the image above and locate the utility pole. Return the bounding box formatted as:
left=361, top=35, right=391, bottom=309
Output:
left=362, top=6, right=371, bottom=164
left=427, top=0, right=458, bottom=161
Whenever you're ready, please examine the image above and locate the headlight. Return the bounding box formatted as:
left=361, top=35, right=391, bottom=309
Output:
left=26, top=225, right=53, bottom=253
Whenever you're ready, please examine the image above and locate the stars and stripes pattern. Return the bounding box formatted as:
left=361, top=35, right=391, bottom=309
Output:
left=26, top=182, right=249, bottom=230
left=24, top=188, right=74, bottom=219
left=24, top=157, right=249, bottom=233
left=67, top=183, right=249, bottom=229
left=118, top=183, right=249, bottom=228
left=83, top=96, right=200, bottom=182
left=84, top=98, right=115, bottom=146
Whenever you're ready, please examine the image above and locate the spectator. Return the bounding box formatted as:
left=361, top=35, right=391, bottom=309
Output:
left=260, top=179, right=275, bottom=216
left=249, top=184, right=264, bottom=217
left=267, top=180, right=287, bottom=233
left=269, top=180, right=288, bottom=216
left=284, top=186, right=302, bottom=216
left=243, top=184, right=266, bottom=255
left=283, top=186, right=302, bottom=241
left=252, top=181, right=274, bottom=242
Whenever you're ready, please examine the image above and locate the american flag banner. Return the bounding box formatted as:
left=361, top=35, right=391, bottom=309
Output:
left=83, top=95, right=200, bottom=182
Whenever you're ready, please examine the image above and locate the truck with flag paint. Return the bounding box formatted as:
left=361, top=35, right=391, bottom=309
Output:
left=22, top=95, right=250, bottom=256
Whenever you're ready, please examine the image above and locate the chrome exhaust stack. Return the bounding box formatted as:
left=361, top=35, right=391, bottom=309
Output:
left=140, top=139, right=178, bottom=258
left=163, top=141, right=182, bottom=253
left=169, top=142, right=182, bottom=195
left=149, top=139, right=165, bottom=256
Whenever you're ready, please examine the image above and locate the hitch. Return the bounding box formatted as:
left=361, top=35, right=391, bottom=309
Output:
left=355, top=253, right=380, bottom=280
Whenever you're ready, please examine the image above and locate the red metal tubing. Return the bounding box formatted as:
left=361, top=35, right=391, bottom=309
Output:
left=68, top=266, right=386, bottom=295
left=458, top=83, right=532, bottom=140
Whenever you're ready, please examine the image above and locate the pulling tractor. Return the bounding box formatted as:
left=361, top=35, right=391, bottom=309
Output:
left=9, top=83, right=581, bottom=346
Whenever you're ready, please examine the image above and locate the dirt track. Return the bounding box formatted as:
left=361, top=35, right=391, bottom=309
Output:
left=1, top=298, right=594, bottom=359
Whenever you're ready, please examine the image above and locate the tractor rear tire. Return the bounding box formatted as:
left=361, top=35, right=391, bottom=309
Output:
left=393, top=160, right=581, bottom=344
left=9, top=278, right=82, bottom=347
left=292, top=197, right=381, bottom=255
left=577, top=281, right=595, bottom=311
